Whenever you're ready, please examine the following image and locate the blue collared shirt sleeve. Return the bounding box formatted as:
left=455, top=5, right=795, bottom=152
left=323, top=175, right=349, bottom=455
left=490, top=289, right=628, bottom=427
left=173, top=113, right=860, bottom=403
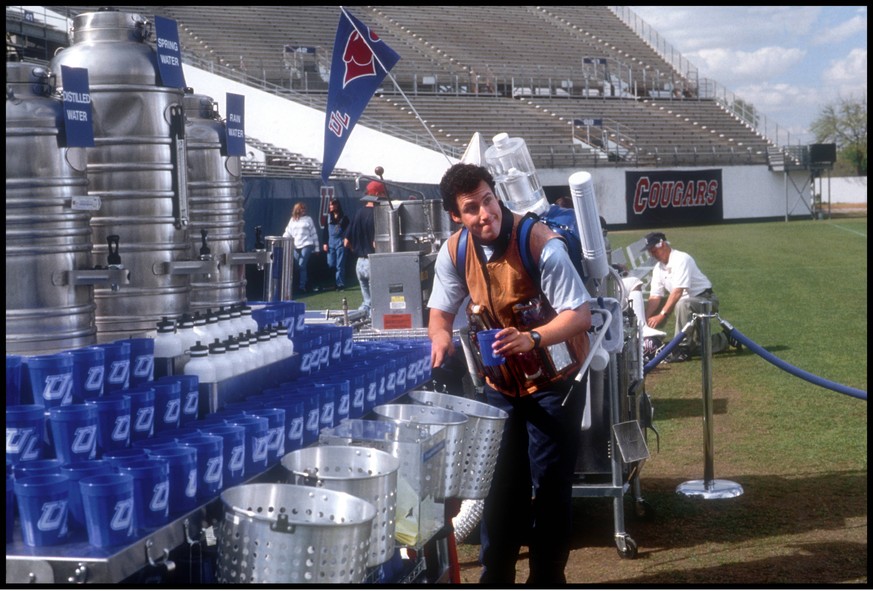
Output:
left=427, top=240, right=468, bottom=315
left=539, top=238, right=592, bottom=313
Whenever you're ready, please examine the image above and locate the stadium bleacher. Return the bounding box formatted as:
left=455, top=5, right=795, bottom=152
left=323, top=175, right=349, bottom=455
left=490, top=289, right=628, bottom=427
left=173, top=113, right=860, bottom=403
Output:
left=19, top=5, right=779, bottom=175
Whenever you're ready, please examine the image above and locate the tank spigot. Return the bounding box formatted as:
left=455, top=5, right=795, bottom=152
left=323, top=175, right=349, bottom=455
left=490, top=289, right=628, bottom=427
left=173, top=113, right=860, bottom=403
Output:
left=199, top=229, right=212, bottom=260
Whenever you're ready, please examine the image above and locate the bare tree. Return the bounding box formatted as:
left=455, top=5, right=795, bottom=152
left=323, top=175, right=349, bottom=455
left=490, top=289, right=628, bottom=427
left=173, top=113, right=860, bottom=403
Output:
left=810, top=92, right=867, bottom=176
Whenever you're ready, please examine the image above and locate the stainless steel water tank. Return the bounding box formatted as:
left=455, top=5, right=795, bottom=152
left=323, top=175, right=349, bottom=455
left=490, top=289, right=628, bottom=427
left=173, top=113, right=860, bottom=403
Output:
left=51, top=9, right=190, bottom=340
left=183, top=91, right=246, bottom=311
left=373, top=199, right=456, bottom=254
left=6, top=61, right=96, bottom=354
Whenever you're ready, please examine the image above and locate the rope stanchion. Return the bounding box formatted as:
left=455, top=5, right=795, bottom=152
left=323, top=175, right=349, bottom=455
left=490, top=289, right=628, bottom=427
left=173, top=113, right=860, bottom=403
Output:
left=719, top=319, right=867, bottom=401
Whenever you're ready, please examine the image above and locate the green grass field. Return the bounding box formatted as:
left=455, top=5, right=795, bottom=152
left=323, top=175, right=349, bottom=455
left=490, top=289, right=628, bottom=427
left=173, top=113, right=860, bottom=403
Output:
left=299, top=215, right=867, bottom=584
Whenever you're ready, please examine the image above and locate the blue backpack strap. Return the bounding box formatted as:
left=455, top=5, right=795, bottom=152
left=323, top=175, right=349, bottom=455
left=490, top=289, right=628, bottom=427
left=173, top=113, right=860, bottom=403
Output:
left=517, top=213, right=539, bottom=284
left=455, top=227, right=469, bottom=289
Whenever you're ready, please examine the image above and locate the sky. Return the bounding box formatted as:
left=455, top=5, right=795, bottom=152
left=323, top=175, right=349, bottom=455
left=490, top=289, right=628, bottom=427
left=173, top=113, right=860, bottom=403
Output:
left=629, top=6, right=867, bottom=145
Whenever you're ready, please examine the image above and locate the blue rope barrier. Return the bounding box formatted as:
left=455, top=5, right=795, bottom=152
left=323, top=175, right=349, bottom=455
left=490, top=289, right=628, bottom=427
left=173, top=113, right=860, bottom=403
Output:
left=643, top=319, right=695, bottom=375
left=723, top=324, right=867, bottom=401
left=643, top=318, right=866, bottom=402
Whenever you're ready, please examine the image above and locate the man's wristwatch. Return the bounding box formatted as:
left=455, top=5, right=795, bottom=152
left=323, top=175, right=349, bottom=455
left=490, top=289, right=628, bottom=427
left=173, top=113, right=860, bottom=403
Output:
left=529, top=330, right=542, bottom=349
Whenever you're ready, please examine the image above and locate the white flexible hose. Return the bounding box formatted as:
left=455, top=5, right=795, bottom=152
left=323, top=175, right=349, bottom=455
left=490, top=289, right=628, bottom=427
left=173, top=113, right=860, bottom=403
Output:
left=452, top=499, right=485, bottom=543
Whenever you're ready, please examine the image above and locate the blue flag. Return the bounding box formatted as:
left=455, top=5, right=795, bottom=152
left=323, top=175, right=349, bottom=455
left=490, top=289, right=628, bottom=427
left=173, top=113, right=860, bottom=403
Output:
left=322, top=8, right=400, bottom=183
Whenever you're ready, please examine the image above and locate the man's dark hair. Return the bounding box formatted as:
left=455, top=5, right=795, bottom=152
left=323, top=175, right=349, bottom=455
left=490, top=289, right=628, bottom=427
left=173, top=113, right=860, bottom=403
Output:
left=439, top=163, right=496, bottom=216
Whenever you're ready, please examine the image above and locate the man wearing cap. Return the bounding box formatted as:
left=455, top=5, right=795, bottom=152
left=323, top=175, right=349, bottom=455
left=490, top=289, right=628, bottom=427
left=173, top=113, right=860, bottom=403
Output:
left=643, top=231, right=732, bottom=361
left=344, top=181, right=385, bottom=316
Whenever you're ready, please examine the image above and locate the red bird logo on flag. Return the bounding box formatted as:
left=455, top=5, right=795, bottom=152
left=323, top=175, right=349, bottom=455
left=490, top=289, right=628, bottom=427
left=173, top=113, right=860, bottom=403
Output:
left=342, top=29, right=383, bottom=87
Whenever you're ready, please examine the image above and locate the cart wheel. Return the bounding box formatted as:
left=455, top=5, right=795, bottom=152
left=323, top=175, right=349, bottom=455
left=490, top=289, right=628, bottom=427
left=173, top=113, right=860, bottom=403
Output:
left=634, top=499, right=655, bottom=521
left=615, top=535, right=638, bottom=559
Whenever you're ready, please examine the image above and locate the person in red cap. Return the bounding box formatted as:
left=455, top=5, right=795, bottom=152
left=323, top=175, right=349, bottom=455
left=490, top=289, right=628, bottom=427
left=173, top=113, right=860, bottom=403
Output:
left=343, top=180, right=387, bottom=315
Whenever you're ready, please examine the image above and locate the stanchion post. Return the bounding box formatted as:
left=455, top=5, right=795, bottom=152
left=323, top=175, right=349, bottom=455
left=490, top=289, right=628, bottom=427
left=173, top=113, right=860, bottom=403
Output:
left=677, top=301, right=744, bottom=499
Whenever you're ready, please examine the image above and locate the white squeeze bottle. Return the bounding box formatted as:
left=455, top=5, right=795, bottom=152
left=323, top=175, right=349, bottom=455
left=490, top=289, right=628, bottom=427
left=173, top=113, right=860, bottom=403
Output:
left=153, top=317, right=183, bottom=377
left=209, top=339, right=234, bottom=383
left=224, top=337, right=247, bottom=378
left=177, top=314, right=198, bottom=355
left=183, top=341, right=216, bottom=386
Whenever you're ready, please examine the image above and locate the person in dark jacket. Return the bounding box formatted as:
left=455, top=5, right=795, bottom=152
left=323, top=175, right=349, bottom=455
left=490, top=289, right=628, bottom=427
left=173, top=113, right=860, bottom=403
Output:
left=322, top=199, right=350, bottom=291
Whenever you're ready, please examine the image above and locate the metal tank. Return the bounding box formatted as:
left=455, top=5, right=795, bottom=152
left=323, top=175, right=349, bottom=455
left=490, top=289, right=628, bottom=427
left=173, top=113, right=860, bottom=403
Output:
left=183, top=91, right=246, bottom=311
left=373, top=199, right=454, bottom=254
left=51, top=9, right=191, bottom=340
left=5, top=61, right=95, bottom=354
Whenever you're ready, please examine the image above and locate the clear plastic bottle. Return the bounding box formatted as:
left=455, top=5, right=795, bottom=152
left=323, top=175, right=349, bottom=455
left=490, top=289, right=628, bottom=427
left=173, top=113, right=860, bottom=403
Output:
left=484, top=132, right=549, bottom=215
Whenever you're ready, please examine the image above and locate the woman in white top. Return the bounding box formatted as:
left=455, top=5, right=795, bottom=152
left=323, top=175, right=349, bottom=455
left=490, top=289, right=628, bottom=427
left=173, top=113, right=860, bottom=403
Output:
left=283, top=202, right=320, bottom=293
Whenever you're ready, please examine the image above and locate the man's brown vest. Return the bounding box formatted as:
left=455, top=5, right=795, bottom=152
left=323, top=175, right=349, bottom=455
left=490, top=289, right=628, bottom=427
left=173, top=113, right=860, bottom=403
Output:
left=448, top=213, right=589, bottom=396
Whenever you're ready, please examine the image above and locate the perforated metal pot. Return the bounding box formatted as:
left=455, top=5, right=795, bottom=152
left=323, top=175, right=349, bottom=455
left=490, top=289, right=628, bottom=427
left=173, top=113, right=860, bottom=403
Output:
left=216, top=483, right=375, bottom=584
left=372, top=403, right=468, bottom=500
left=408, top=390, right=508, bottom=499
left=280, top=445, right=399, bottom=567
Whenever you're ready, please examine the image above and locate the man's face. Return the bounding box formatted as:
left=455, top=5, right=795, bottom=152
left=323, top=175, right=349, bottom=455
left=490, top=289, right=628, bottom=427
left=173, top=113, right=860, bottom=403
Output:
left=648, top=240, right=669, bottom=263
left=450, top=180, right=502, bottom=244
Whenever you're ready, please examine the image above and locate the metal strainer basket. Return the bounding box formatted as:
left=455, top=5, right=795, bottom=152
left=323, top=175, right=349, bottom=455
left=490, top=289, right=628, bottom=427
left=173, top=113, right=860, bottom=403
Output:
left=408, top=390, right=508, bottom=499
left=372, top=403, right=468, bottom=500
left=280, top=445, right=399, bottom=567
left=216, top=483, right=376, bottom=584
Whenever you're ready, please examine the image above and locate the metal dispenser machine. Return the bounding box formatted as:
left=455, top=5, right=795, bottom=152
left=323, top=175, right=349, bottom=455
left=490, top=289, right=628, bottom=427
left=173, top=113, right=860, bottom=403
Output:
left=364, top=168, right=457, bottom=331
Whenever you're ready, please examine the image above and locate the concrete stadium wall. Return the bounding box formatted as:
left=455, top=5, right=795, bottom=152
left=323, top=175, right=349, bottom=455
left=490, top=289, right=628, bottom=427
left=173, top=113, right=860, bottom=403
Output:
left=185, top=65, right=836, bottom=226
left=540, top=166, right=813, bottom=225
left=814, top=176, right=867, bottom=204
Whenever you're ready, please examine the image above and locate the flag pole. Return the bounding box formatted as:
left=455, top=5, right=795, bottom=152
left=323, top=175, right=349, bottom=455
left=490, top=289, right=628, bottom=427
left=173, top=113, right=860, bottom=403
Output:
left=340, top=6, right=455, bottom=166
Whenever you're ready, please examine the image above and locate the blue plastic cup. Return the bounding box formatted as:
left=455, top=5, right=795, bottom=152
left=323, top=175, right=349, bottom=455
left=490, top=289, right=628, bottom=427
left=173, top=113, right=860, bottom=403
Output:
left=341, top=370, right=367, bottom=419
left=69, top=346, right=105, bottom=402
left=178, top=434, right=224, bottom=502
left=227, top=415, right=269, bottom=478
left=147, top=445, right=198, bottom=517
left=260, top=392, right=305, bottom=453
left=60, top=459, right=113, bottom=534
left=13, top=458, right=63, bottom=479
left=311, top=383, right=337, bottom=431
left=151, top=380, right=181, bottom=434
left=14, top=473, right=71, bottom=547
left=86, top=394, right=131, bottom=455
left=126, top=337, right=154, bottom=386
left=48, top=403, right=98, bottom=464
left=155, top=375, right=200, bottom=426
left=116, top=457, right=170, bottom=532
left=7, top=355, right=24, bottom=406
left=99, top=341, right=131, bottom=394
left=6, top=404, right=47, bottom=464
left=477, top=329, right=505, bottom=366
left=25, top=352, right=75, bottom=408
left=79, top=472, right=136, bottom=547
left=123, top=386, right=155, bottom=442
left=199, top=424, right=246, bottom=487
left=246, top=408, right=285, bottom=465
